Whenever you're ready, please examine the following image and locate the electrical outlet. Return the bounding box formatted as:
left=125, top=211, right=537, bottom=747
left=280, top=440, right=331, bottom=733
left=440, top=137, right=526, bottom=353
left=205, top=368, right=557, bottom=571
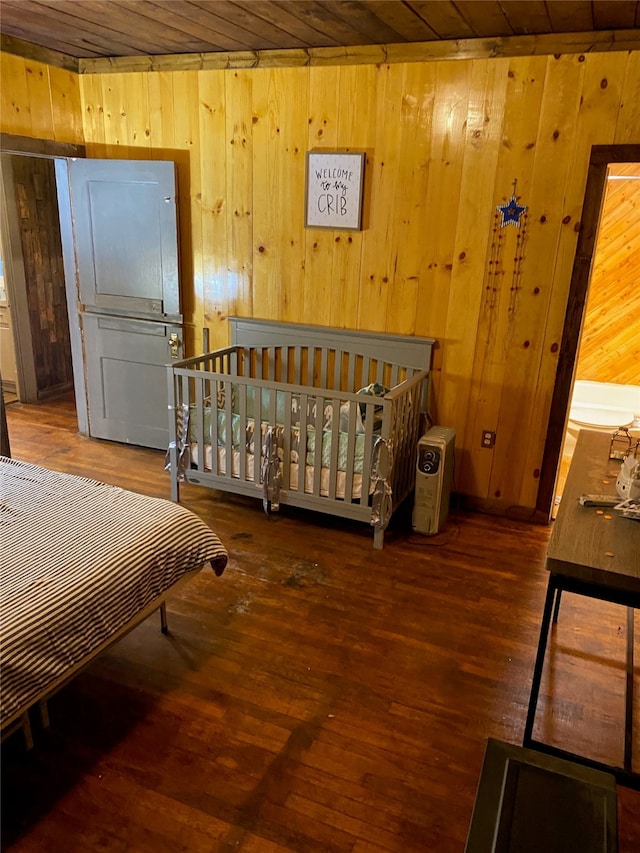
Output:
left=481, top=430, right=496, bottom=448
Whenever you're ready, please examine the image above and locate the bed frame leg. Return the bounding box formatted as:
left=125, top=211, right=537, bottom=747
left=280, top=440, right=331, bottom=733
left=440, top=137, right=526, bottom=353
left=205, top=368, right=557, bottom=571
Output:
left=373, top=528, right=384, bottom=550
left=21, top=712, right=34, bottom=750
left=39, top=700, right=50, bottom=729
left=159, top=602, right=168, bottom=634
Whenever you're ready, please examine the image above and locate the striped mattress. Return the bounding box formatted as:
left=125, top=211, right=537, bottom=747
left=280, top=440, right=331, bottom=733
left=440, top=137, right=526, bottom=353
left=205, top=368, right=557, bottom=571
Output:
left=0, top=456, right=228, bottom=730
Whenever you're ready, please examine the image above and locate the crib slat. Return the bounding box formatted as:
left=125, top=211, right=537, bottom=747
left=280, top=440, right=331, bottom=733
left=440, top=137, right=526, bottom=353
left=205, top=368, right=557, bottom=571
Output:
left=362, top=357, right=371, bottom=388
left=204, top=378, right=214, bottom=475
left=241, top=346, right=250, bottom=379
left=332, top=350, right=344, bottom=391
left=180, top=373, right=189, bottom=421
left=254, top=386, right=262, bottom=485
left=312, top=393, right=323, bottom=496
left=208, top=373, right=216, bottom=475
left=347, top=353, right=356, bottom=394
left=299, top=392, right=309, bottom=495
left=234, top=382, right=241, bottom=481
left=396, top=382, right=420, bottom=497
left=180, top=372, right=191, bottom=473
left=268, top=385, right=277, bottom=425
left=203, top=374, right=212, bottom=458
left=328, top=399, right=340, bottom=501
left=283, top=387, right=292, bottom=493
left=223, top=378, right=233, bottom=479
left=392, top=394, right=407, bottom=496
left=360, top=400, right=376, bottom=506
left=194, top=375, right=205, bottom=475
left=234, top=382, right=248, bottom=482
left=289, top=347, right=298, bottom=385
left=344, top=401, right=358, bottom=505
left=307, top=348, right=315, bottom=387
left=397, top=393, right=409, bottom=493
left=320, top=348, right=329, bottom=389
left=167, top=368, right=180, bottom=501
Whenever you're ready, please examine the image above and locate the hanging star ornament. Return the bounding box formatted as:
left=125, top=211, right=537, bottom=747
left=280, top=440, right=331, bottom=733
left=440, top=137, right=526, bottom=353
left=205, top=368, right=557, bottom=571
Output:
left=497, top=180, right=527, bottom=228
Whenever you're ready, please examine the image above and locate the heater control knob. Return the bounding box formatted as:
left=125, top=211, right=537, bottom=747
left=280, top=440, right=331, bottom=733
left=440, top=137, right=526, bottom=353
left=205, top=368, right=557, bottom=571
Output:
left=418, top=445, right=440, bottom=475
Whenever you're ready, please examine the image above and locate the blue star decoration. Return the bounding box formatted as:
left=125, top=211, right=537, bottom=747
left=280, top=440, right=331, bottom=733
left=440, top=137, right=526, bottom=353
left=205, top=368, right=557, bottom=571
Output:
left=497, top=194, right=527, bottom=228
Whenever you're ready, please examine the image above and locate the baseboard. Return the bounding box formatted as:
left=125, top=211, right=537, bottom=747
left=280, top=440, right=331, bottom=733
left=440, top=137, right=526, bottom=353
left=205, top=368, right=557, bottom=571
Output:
left=458, top=494, right=549, bottom=525
left=37, top=382, right=74, bottom=401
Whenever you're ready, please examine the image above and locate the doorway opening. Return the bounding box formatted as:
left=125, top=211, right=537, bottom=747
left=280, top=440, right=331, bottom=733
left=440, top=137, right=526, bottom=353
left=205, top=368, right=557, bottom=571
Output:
left=555, top=161, right=640, bottom=511
left=537, top=145, right=640, bottom=520
left=0, top=148, right=74, bottom=405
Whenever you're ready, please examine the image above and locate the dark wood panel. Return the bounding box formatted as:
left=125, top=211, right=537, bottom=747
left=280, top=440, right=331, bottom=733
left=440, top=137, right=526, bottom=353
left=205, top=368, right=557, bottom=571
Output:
left=2, top=397, right=639, bottom=851
left=10, top=155, right=73, bottom=396
left=148, top=0, right=288, bottom=50
left=452, top=1, right=514, bottom=37
left=186, top=0, right=310, bottom=49
left=365, top=1, right=440, bottom=41
left=1, top=133, right=84, bottom=158
left=233, top=0, right=343, bottom=47
left=0, top=9, right=106, bottom=59
left=409, top=0, right=472, bottom=38
left=546, top=0, right=595, bottom=31
left=500, top=0, right=551, bottom=35
left=593, top=0, right=639, bottom=30
left=95, top=0, right=222, bottom=53
left=289, top=1, right=380, bottom=46
left=157, top=0, right=287, bottom=51
left=0, top=33, right=80, bottom=71
left=314, top=0, right=405, bottom=45
left=21, top=0, right=149, bottom=56
left=1, top=0, right=639, bottom=61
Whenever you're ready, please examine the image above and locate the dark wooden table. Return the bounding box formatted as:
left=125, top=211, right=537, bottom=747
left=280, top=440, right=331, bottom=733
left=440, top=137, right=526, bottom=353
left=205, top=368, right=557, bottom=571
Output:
left=523, top=430, right=640, bottom=788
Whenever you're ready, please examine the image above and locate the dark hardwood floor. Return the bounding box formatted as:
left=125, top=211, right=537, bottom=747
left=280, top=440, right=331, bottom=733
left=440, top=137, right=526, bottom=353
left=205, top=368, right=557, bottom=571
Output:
left=2, top=396, right=639, bottom=852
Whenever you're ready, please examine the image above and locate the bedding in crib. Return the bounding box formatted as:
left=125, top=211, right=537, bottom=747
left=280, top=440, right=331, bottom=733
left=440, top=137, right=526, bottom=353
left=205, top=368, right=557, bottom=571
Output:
left=187, top=382, right=386, bottom=474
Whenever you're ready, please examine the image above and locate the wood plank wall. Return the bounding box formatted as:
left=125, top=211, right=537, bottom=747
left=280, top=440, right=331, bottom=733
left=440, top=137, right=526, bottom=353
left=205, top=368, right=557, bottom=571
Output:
left=1, top=49, right=639, bottom=514
left=0, top=52, right=82, bottom=144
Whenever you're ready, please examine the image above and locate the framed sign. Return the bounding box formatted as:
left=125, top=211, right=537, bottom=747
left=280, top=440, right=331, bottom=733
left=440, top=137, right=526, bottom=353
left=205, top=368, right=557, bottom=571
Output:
left=305, top=150, right=366, bottom=230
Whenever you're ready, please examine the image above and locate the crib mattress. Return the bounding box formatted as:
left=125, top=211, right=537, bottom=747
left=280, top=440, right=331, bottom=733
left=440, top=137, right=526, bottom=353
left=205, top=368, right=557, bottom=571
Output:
left=0, top=456, right=228, bottom=728
left=190, top=444, right=365, bottom=499
left=191, top=407, right=371, bottom=473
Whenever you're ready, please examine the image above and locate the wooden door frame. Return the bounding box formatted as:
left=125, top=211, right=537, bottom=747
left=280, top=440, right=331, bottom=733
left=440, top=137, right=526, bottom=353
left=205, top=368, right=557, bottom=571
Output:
left=536, top=143, right=640, bottom=519
left=55, top=158, right=89, bottom=434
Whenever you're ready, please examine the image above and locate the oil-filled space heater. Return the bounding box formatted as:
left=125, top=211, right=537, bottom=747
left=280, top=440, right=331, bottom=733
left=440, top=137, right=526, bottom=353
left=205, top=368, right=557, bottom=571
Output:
left=412, top=426, right=456, bottom=535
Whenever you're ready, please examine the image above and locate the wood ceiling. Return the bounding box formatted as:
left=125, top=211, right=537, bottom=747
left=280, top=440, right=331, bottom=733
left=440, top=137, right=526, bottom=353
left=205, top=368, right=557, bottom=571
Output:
left=1, top=0, right=640, bottom=65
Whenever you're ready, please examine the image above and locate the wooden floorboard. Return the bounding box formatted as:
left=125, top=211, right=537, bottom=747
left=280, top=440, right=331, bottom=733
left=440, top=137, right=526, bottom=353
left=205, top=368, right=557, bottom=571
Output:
left=2, top=395, right=639, bottom=852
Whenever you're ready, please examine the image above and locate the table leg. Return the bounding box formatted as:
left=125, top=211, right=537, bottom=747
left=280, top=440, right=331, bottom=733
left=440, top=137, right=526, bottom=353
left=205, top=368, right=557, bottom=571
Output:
left=159, top=601, right=168, bottom=634
left=524, top=576, right=558, bottom=747
left=625, top=606, right=634, bottom=772
left=552, top=589, right=562, bottom=624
